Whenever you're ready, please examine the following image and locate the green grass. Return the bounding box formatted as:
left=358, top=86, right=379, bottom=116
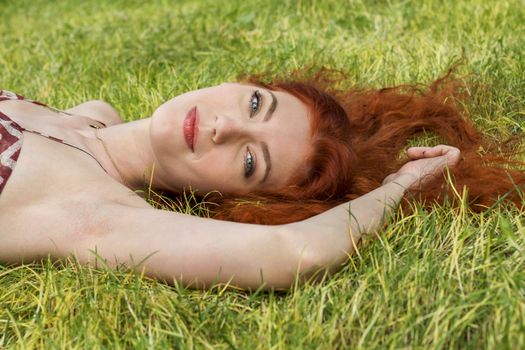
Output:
left=1, top=0, right=524, bottom=348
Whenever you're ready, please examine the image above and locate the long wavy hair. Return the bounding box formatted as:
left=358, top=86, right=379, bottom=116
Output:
left=208, top=68, right=525, bottom=224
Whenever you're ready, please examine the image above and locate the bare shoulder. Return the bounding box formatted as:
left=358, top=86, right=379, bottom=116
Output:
left=0, top=137, right=152, bottom=263
left=65, top=100, right=123, bottom=126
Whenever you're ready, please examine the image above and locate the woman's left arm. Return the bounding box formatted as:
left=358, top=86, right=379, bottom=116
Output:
left=72, top=172, right=415, bottom=289
left=288, top=144, right=461, bottom=275
left=285, top=173, right=416, bottom=277
left=12, top=146, right=458, bottom=290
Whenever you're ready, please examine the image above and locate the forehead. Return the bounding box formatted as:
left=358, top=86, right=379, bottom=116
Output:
left=257, top=87, right=313, bottom=189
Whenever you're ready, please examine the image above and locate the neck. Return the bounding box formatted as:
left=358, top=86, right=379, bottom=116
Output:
left=93, top=119, right=156, bottom=190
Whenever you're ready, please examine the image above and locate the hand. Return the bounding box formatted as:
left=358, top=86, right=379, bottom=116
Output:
left=382, top=145, right=461, bottom=190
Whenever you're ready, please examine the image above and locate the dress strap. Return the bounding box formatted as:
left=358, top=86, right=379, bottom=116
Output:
left=0, top=90, right=73, bottom=116
left=0, top=89, right=107, bottom=173
left=23, top=128, right=106, bottom=171
left=0, top=89, right=107, bottom=126
left=0, top=89, right=25, bottom=101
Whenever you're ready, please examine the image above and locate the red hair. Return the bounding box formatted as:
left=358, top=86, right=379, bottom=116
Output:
left=210, top=69, right=525, bottom=224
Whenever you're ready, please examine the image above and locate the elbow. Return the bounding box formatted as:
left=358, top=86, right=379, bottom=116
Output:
left=274, top=227, right=333, bottom=289
left=293, top=241, right=326, bottom=278
left=275, top=220, right=358, bottom=289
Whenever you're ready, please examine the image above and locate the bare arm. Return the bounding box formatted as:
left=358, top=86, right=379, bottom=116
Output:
left=68, top=174, right=416, bottom=290
left=281, top=144, right=461, bottom=280
left=284, top=173, right=417, bottom=276
left=3, top=146, right=459, bottom=290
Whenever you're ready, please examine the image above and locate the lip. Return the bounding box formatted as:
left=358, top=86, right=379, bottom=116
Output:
left=183, top=106, right=199, bottom=152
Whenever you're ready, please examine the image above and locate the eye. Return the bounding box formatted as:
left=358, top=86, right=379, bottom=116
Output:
left=249, top=90, right=262, bottom=118
left=244, top=147, right=256, bottom=178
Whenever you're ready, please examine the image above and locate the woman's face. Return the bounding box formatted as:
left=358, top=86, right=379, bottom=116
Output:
left=150, top=83, right=311, bottom=194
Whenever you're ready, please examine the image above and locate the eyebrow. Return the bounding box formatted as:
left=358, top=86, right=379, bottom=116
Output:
left=263, top=89, right=277, bottom=122
left=259, top=89, right=277, bottom=183
left=259, top=141, right=272, bottom=184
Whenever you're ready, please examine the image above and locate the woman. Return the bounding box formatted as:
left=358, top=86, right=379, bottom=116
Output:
left=0, top=71, right=522, bottom=290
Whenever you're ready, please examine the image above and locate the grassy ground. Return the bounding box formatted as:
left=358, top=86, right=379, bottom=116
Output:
left=1, top=0, right=524, bottom=348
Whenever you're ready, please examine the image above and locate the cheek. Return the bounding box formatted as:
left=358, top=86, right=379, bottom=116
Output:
left=194, top=151, right=239, bottom=177
left=189, top=152, right=243, bottom=191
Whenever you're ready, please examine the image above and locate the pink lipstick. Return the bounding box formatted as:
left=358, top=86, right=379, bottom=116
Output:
left=183, top=106, right=199, bottom=152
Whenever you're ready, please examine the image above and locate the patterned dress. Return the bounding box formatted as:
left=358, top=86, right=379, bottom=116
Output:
left=0, top=90, right=26, bottom=193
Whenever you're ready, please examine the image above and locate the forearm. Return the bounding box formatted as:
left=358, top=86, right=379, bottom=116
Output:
left=286, top=174, right=415, bottom=273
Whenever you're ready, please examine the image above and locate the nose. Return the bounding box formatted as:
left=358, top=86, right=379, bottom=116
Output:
left=212, top=115, right=253, bottom=144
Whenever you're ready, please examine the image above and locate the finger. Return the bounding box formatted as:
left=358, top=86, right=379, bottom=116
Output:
left=442, top=146, right=461, bottom=166
left=406, top=146, right=433, bottom=159
left=425, top=145, right=461, bottom=166
left=426, top=145, right=459, bottom=157
left=408, top=145, right=460, bottom=161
